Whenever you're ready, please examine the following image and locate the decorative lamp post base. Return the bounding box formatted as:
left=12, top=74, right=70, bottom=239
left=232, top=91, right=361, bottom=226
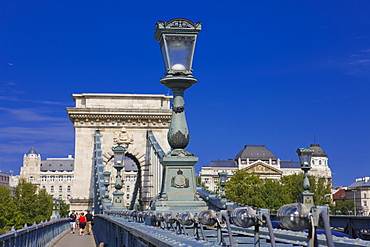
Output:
left=151, top=155, right=207, bottom=213
left=111, top=191, right=125, bottom=210
left=301, top=191, right=314, bottom=206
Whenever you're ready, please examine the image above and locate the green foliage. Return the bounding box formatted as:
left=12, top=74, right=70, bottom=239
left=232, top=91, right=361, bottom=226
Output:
left=331, top=200, right=355, bottom=214
left=59, top=200, right=70, bottom=218
left=0, top=185, right=23, bottom=234
left=0, top=179, right=54, bottom=234
left=225, top=170, right=332, bottom=209
left=225, top=170, right=264, bottom=207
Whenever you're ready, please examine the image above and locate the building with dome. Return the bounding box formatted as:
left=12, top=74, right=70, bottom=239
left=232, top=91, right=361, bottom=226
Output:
left=199, top=144, right=332, bottom=191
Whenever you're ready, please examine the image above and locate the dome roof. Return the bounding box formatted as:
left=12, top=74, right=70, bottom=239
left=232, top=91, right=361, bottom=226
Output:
left=28, top=147, right=37, bottom=155
left=310, top=144, right=327, bottom=157
left=235, top=145, right=276, bottom=160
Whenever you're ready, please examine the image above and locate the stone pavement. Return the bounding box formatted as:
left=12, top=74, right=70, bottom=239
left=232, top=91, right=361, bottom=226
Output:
left=52, top=231, right=96, bottom=247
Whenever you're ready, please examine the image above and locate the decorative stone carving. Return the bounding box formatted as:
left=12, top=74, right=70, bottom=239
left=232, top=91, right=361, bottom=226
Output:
left=171, top=169, right=189, bottom=188
left=113, top=127, right=134, bottom=147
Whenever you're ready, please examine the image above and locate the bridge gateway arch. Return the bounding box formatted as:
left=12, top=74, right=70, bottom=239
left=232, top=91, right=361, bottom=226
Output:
left=66, top=93, right=172, bottom=211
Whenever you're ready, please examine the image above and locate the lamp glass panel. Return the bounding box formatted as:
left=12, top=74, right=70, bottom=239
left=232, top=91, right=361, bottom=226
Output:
left=298, top=153, right=311, bottom=167
left=114, top=152, right=124, bottom=164
left=103, top=173, right=110, bottom=183
left=160, top=40, right=169, bottom=71
left=165, top=34, right=195, bottom=71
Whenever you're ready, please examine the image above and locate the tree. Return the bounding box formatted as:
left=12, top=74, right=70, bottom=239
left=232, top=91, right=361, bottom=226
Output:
left=225, top=171, right=333, bottom=210
left=34, top=189, right=53, bottom=223
left=59, top=200, right=70, bottom=218
left=13, top=179, right=53, bottom=226
left=225, top=170, right=264, bottom=207
left=331, top=200, right=355, bottom=215
left=0, top=185, right=23, bottom=234
left=14, top=179, right=39, bottom=226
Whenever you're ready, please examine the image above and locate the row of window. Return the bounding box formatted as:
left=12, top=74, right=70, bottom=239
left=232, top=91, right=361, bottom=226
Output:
left=312, top=160, right=327, bottom=165
left=42, top=176, right=73, bottom=182
left=125, top=176, right=137, bottom=182
left=51, top=194, right=71, bottom=200
left=43, top=185, right=71, bottom=192
left=0, top=176, right=10, bottom=182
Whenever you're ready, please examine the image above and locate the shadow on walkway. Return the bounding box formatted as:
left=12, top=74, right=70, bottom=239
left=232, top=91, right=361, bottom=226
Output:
left=52, top=231, right=96, bottom=247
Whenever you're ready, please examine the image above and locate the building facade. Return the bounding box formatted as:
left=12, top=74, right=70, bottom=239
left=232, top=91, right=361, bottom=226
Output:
left=0, top=171, right=11, bottom=187
left=347, top=177, right=370, bottom=215
left=66, top=93, right=172, bottom=211
left=200, top=144, right=332, bottom=191
left=20, top=147, right=75, bottom=202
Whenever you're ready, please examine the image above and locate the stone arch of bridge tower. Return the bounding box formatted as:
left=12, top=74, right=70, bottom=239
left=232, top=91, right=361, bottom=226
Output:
left=102, top=146, right=146, bottom=210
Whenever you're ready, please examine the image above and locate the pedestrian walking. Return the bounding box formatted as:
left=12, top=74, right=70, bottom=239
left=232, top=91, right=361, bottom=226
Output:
left=85, top=210, right=94, bottom=235
left=78, top=212, right=87, bottom=235
left=69, top=210, right=77, bottom=234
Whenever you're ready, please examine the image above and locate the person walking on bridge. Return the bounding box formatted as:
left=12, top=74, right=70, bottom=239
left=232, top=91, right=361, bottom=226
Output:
left=78, top=212, right=87, bottom=236
left=69, top=210, right=77, bottom=234
left=85, top=210, right=94, bottom=235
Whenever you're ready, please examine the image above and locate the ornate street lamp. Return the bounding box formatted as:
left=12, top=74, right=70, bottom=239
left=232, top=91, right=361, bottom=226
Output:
left=103, top=171, right=111, bottom=203
left=152, top=19, right=207, bottom=212
left=111, top=127, right=133, bottom=210
left=296, top=148, right=314, bottom=205
left=155, top=18, right=201, bottom=152
left=218, top=172, right=227, bottom=200
left=50, top=198, right=61, bottom=220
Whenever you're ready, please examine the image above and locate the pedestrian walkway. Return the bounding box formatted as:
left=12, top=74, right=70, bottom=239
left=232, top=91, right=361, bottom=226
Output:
left=52, top=231, right=96, bottom=247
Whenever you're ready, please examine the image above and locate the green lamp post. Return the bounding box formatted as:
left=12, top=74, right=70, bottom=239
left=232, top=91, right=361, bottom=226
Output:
left=218, top=172, right=227, bottom=200
left=111, top=127, right=133, bottom=210
left=296, top=148, right=314, bottom=205
left=152, top=18, right=207, bottom=212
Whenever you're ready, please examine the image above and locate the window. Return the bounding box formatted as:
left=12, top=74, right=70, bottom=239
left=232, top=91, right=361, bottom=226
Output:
left=59, top=195, right=62, bottom=199
left=59, top=186, right=62, bottom=191
left=126, top=186, right=130, bottom=192
left=59, top=176, right=63, bottom=182
left=51, top=186, right=54, bottom=192
left=364, top=201, right=367, bottom=207
left=67, top=195, right=71, bottom=200
left=125, top=176, right=130, bottom=182
left=133, top=176, right=137, bottom=181
left=42, top=176, right=46, bottom=182
left=126, top=194, right=130, bottom=199
left=67, top=176, right=72, bottom=181
left=42, top=186, right=46, bottom=190
left=312, top=160, right=315, bottom=165
left=319, top=160, right=322, bottom=165
left=29, top=176, right=34, bottom=182
left=204, top=178, right=209, bottom=184
left=50, top=176, right=55, bottom=182
left=67, top=186, right=71, bottom=192
left=364, top=193, right=367, bottom=198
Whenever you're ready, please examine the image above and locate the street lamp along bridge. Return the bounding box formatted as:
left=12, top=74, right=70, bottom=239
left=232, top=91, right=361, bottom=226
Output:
left=2, top=18, right=370, bottom=247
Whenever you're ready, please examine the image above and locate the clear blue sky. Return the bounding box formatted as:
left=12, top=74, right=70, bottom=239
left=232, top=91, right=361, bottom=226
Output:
left=1, top=1, right=369, bottom=187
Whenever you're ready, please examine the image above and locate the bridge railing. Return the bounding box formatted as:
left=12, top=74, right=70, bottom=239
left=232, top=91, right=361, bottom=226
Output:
left=0, top=218, right=70, bottom=247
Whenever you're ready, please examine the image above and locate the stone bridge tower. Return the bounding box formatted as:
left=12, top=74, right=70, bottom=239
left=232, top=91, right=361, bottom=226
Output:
left=67, top=93, right=171, bottom=211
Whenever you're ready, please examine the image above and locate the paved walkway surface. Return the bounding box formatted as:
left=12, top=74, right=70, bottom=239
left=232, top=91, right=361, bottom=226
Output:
left=52, top=231, right=96, bottom=247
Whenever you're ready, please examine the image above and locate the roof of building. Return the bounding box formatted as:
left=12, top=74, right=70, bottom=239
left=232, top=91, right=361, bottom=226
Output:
left=40, top=158, right=74, bottom=171
left=348, top=177, right=370, bottom=189
left=280, top=161, right=301, bottom=168
left=310, top=144, right=327, bottom=157
left=235, top=145, right=276, bottom=160
left=28, top=147, right=37, bottom=155
left=205, top=160, right=237, bottom=168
